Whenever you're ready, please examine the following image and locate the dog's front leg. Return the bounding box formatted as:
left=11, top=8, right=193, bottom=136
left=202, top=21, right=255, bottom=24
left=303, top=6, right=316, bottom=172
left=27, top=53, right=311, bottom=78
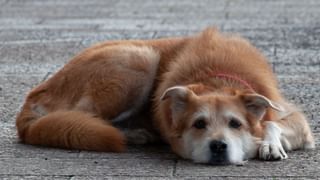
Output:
left=259, top=110, right=315, bottom=161
left=259, top=121, right=288, bottom=160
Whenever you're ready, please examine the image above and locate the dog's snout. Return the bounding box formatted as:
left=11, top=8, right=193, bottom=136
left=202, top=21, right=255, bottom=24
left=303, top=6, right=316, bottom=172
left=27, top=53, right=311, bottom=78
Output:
left=210, top=140, right=227, bottom=152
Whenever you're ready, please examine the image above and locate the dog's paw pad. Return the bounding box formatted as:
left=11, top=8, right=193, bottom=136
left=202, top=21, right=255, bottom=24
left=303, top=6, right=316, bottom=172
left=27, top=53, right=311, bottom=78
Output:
left=259, top=143, right=288, bottom=161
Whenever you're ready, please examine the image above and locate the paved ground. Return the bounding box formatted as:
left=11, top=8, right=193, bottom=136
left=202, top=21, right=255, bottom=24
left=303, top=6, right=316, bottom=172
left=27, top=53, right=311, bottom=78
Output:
left=0, top=0, right=319, bottom=179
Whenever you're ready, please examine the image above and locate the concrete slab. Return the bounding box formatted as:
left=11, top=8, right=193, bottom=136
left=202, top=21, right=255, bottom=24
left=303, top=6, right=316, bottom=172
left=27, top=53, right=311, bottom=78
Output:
left=0, top=158, right=174, bottom=177
left=0, top=75, right=45, bottom=123
left=0, top=176, right=70, bottom=180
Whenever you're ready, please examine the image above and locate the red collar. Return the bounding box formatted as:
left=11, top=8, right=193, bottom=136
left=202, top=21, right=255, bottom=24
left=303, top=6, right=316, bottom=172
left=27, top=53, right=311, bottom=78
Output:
left=208, top=72, right=255, bottom=92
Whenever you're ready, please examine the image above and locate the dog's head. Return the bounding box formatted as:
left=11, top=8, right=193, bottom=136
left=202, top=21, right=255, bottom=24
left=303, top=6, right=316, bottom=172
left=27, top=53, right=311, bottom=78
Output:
left=160, top=84, right=283, bottom=165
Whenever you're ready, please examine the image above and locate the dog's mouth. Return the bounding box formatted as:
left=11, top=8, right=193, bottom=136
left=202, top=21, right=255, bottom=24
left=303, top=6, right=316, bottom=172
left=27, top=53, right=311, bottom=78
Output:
left=207, top=153, right=249, bottom=166
left=208, top=152, right=230, bottom=165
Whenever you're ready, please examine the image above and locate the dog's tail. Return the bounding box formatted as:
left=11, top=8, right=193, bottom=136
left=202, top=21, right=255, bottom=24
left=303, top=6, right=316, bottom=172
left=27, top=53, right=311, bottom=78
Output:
left=16, top=103, right=125, bottom=152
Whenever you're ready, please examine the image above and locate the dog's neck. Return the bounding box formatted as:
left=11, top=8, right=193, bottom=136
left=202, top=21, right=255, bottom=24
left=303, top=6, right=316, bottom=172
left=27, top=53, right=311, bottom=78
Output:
left=207, top=71, right=255, bottom=92
left=212, top=73, right=254, bottom=92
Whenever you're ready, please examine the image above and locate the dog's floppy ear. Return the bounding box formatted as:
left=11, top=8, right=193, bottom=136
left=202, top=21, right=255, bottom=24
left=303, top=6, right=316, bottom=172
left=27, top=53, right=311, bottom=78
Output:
left=161, top=86, right=195, bottom=117
left=241, top=93, right=285, bottom=120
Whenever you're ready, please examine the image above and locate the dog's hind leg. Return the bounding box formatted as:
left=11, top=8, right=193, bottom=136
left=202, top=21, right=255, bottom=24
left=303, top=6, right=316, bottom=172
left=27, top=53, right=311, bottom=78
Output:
left=121, top=128, right=158, bottom=145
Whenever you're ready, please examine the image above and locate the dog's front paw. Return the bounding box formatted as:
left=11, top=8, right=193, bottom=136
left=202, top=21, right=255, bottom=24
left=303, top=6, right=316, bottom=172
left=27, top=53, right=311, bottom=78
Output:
left=259, top=142, right=288, bottom=161
left=259, top=121, right=288, bottom=161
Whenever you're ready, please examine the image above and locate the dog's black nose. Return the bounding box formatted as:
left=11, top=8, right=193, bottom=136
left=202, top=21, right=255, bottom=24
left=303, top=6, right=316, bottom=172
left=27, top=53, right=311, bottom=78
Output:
left=210, top=140, right=227, bottom=153
left=209, top=140, right=228, bottom=165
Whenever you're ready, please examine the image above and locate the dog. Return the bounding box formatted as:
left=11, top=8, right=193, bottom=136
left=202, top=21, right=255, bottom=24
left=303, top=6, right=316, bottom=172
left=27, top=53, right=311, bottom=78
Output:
left=16, top=28, right=315, bottom=165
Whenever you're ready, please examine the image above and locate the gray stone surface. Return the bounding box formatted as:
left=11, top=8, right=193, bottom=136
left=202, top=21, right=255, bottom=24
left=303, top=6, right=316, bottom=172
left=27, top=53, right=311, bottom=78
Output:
left=0, top=158, right=174, bottom=176
left=0, top=0, right=319, bottom=179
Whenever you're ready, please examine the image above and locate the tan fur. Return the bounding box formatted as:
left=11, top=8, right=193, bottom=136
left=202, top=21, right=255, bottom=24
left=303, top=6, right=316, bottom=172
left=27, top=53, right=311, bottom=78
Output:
left=16, top=28, right=314, bottom=163
left=16, top=37, right=188, bottom=152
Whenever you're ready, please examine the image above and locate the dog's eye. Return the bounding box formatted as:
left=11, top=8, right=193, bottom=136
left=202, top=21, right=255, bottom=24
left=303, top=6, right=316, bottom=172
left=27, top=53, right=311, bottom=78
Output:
left=193, top=118, right=207, bottom=129
left=229, top=118, right=242, bottom=129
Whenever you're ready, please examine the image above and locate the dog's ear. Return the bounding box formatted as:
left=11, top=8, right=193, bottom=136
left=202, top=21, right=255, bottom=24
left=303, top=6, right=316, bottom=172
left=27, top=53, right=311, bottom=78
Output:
left=161, top=86, right=195, bottom=118
left=241, top=93, right=284, bottom=120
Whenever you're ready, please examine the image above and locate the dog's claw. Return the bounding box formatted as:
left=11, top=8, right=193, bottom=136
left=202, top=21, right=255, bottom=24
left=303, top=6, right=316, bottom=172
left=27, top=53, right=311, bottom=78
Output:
left=259, top=142, right=288, bottom=161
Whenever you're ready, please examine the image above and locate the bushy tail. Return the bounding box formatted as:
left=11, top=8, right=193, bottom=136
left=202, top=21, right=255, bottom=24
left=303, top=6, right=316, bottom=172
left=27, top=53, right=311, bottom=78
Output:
left=16, top=105, right=125, bottom=152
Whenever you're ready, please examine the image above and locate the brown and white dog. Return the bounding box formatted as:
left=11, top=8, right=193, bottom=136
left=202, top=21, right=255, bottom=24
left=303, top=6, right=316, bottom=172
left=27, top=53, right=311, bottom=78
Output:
left=16, top=28, right=315, bottom=165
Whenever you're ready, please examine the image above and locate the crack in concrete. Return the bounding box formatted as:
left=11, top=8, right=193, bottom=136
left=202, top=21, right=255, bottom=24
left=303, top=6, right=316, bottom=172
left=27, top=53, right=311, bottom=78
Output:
left=172, top=159, right=178, bottom=177
left=224, top=0, right=231, bottom=20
